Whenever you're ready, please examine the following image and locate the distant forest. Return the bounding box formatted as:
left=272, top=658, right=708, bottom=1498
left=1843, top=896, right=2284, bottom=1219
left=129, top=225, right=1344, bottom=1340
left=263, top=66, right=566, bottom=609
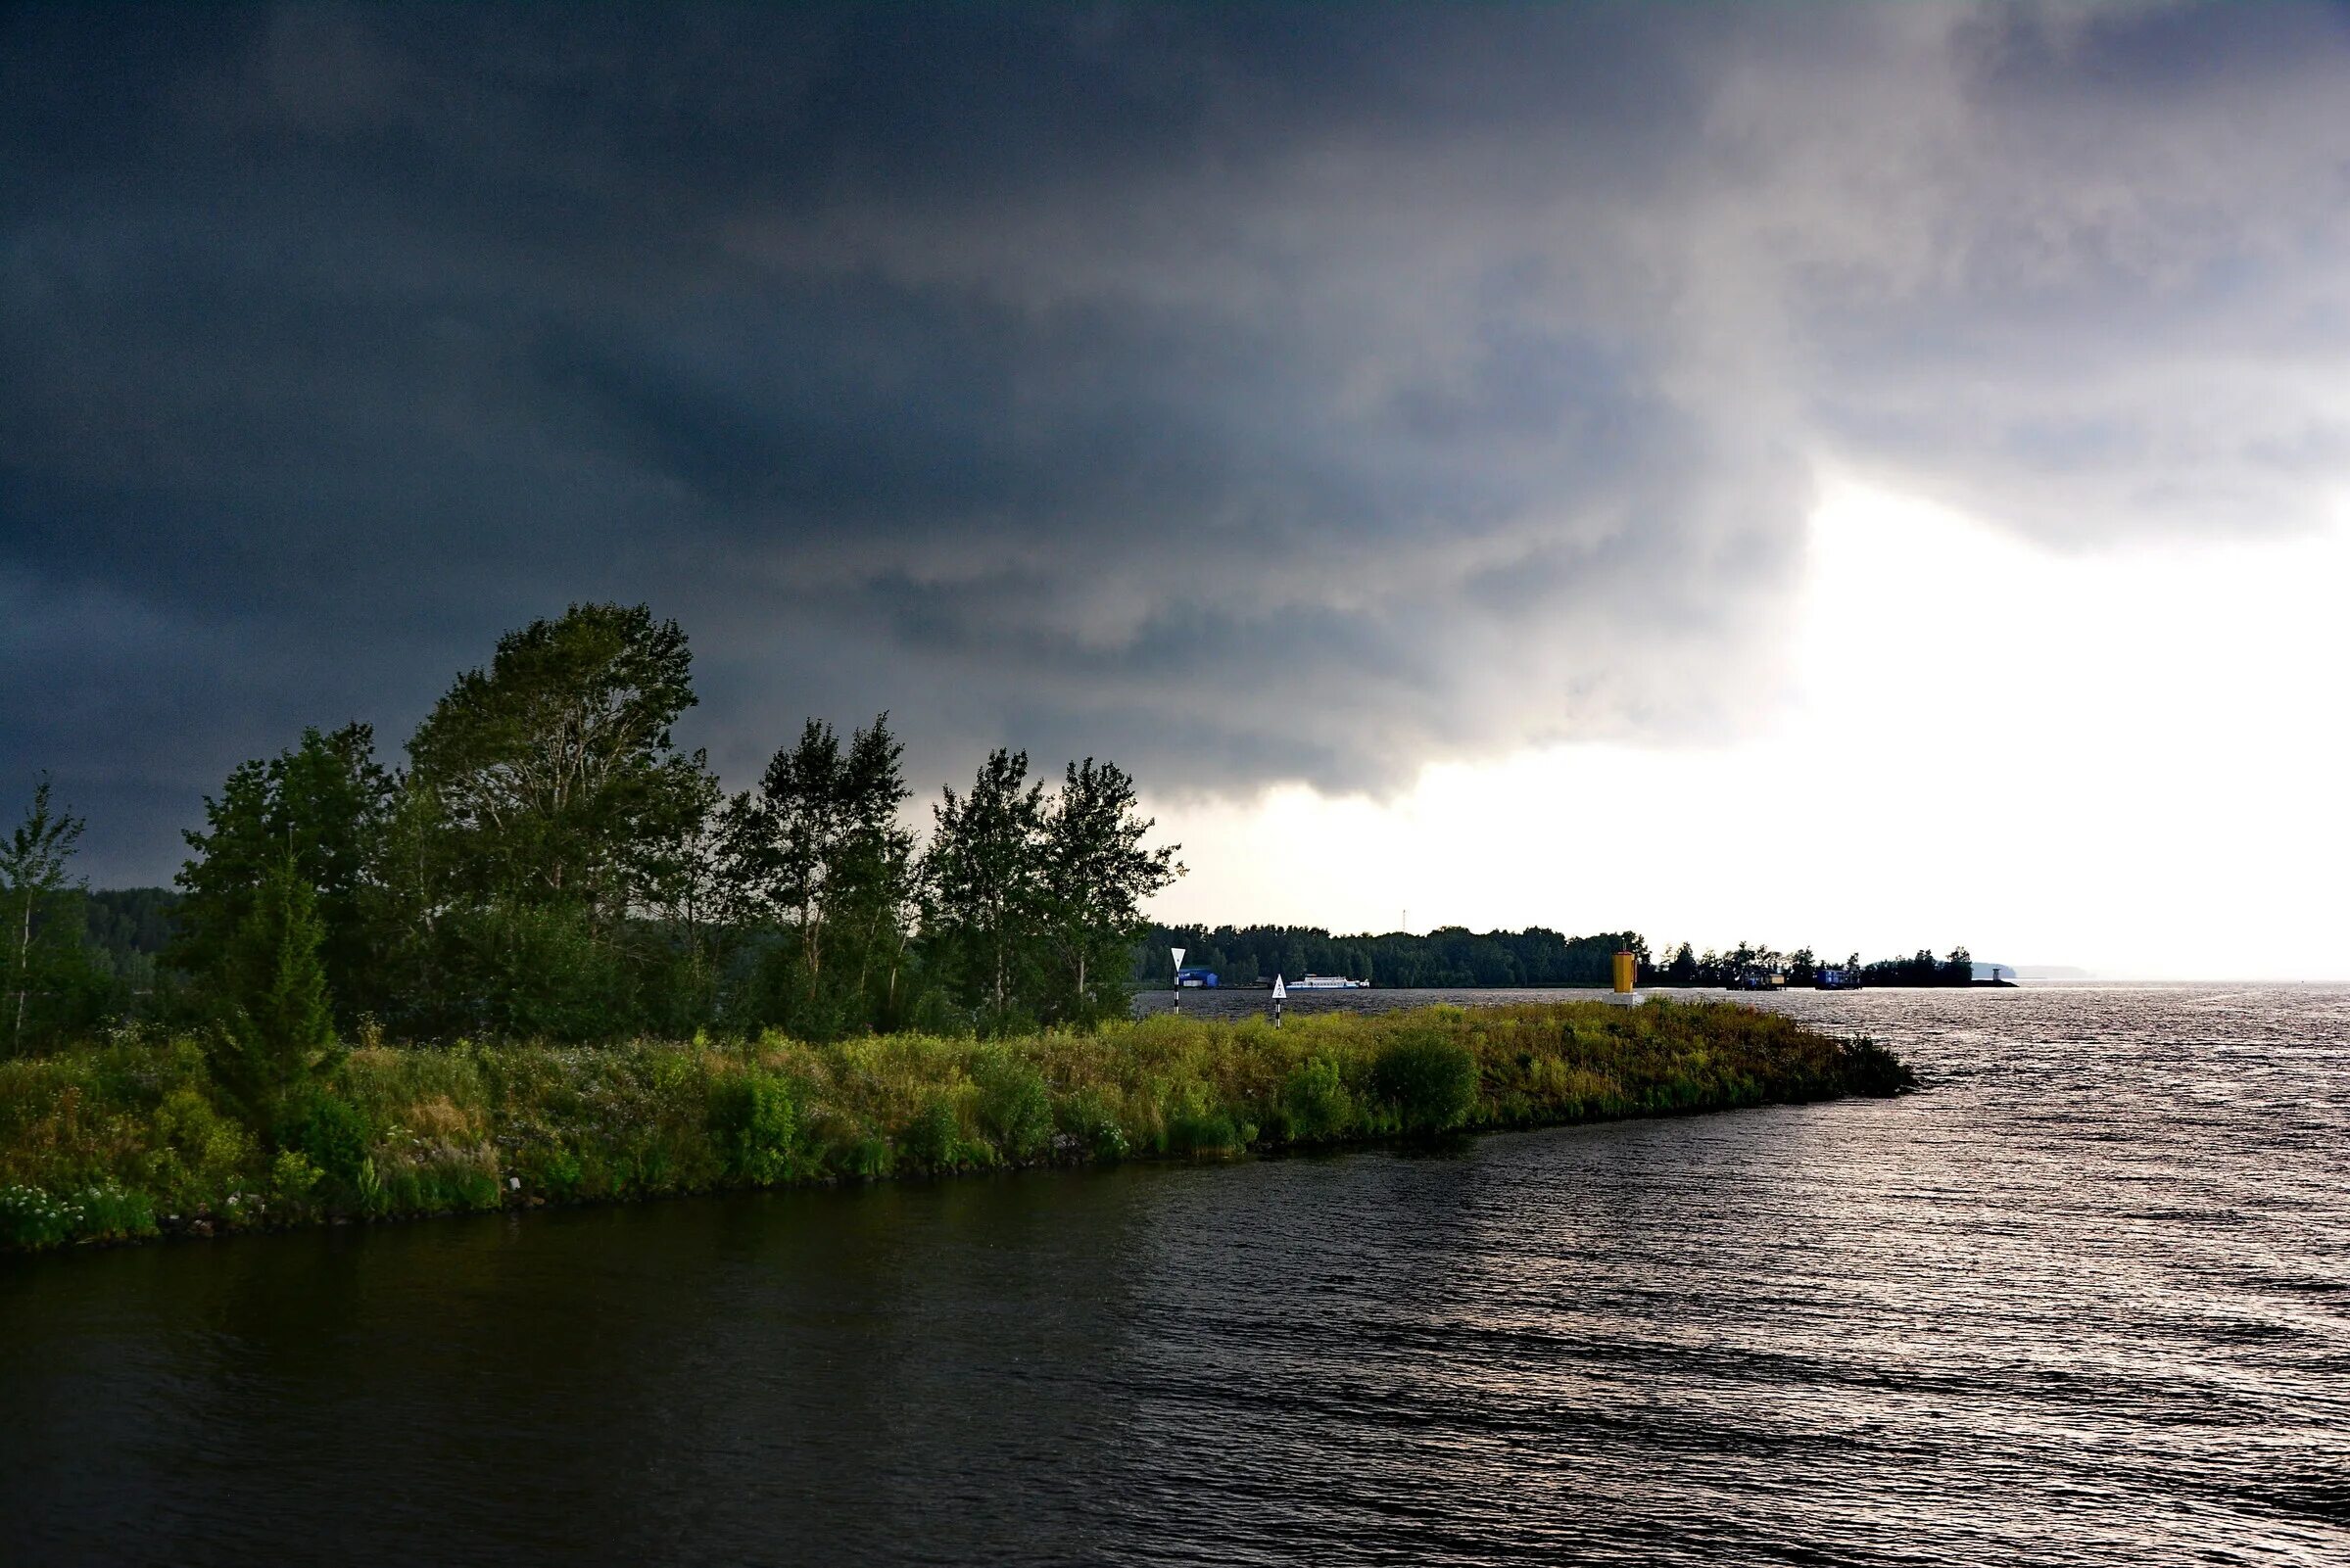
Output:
left=1138, top=927, right=1982, bottom=990
left=18, top=885, right=180, bottom=1019
left=1652, top=941, right=1979, bottom=988
left=1137, top=925, right=1649, bottom=989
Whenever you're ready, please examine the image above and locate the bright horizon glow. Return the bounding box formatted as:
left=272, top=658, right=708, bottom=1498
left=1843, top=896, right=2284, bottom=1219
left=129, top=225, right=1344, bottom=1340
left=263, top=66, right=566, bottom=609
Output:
left=1145, top=478, right=2350, bottom=981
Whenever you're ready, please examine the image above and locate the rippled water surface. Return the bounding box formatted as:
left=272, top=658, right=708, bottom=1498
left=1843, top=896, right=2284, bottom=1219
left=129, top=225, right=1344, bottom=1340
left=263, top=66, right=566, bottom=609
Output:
left=4, top=985, right=2346, bottom=1565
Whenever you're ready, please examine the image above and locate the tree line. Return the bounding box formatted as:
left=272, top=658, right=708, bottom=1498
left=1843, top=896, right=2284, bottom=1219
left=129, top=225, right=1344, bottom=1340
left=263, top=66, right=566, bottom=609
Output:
left=2, top=604, right=1181, bottom=1082
left=1138, top=925, right=1651, bottom=989
left=1138, top=927, right=1985, bottom=990
left=1651, top=941, right=1978, bottom=987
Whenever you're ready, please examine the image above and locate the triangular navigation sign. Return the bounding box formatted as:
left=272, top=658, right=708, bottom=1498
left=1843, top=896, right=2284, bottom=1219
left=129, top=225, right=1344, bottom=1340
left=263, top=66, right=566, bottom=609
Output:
left=1171, top=947, right=1186, bottom=974
left=1271, top=974, right=1287, bottom=1001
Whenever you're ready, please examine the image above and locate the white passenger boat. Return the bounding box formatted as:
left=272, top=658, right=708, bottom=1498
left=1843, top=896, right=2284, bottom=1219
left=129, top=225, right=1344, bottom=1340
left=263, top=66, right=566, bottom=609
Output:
left=1286, top=974, right=1369, bottom=990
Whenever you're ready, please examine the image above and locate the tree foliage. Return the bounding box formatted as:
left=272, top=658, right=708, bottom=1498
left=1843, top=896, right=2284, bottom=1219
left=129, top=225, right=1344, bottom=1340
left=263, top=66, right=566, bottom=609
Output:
left=133, top=604, right=1188, bottom=1044
left=1038, top=759, right=1181, bottom=1024
left=398, top=604, right=719, bottom=1036
left=924, top=749, right=1049, bottom=1025
left=204, top=852, right=342, bottom=1131
left=1, top=777, right=94, bottom=1055
left=719, top=715, right=917, bottom=1037
left=1646, top=940, right=1976, bottom=987
left=172, top=725, right=395, bottom=1025
left=408, top=603, right=712, bottom=921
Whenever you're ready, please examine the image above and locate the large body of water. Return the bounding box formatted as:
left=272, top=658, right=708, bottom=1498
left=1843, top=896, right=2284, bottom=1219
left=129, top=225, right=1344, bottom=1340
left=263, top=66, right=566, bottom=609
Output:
left=4, top=985, right=2345, bottom=1565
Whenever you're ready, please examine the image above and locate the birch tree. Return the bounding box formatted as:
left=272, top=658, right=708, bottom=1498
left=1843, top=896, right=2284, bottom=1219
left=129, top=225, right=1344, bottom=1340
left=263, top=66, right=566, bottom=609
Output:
left=1037, top=759, right=1181, bottom=1024
left=1, top=776, right=85, bottom=1055
left=922, top=749, right=1047, bottom=1025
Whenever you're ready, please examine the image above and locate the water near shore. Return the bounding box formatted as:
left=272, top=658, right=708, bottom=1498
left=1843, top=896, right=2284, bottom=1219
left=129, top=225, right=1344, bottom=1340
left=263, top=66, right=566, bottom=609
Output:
left=4, top=985, right=2345, bottom=1565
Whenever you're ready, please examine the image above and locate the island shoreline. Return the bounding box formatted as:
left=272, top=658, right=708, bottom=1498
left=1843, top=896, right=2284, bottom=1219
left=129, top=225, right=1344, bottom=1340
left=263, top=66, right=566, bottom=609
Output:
left=2, top=999, right=1915, bottom=1256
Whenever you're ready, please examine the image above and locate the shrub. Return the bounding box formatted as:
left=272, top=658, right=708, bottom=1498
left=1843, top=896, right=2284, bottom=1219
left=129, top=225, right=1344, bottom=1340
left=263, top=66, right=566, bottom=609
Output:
left=0, top=1181, right=155, bottom=1250
left=899, top=1096, right=964, bottom=1170
left=709, top=1069, right=798, bottom=1183
left=203, top=854, right=343, bottom=1128
left=1166, top=1105, right=1240, bottom=1154
left=1054, top=1088, right=1129, bottom=1161
left=145, top=1087, right=257, bottom=1212
left=1370, top=1031, right=1480, bottom=1134
left=1840, top=1036, right=1917, bottom=1096
left=288, top=1093, right=374, bottom=1185
left=380, top=1156, right=501, bottom=1215
left=972, top=1050, right=1051, bottom=1161
left=443, top=900, right=634, bottom=1044
left=520, top=1144, right=585, bottom=1199
left=1279, top=1057, right=1353, bottom=1142
left=79, top=1180, right=158, bottom=1240
left=269, top=1149, right=323, bottom=1207
left=0, top=1184, right=73, bottom=1250
left=1163, top=1080, right=1241, bottom=1155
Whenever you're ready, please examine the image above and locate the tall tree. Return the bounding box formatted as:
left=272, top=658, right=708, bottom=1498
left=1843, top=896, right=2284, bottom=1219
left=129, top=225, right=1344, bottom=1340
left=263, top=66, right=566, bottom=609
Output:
left=172, top=725, right=396, bottom=1024
left=205, top=851, right=341, bottom=1131
left=1036, top=759, right=1181, bottom=1024
left=633, top=808, right=739, bottom=1035
left=719, top=715, right=918, bottom=1035
left=1, top=776, right=87, bottom=1055
left=923, top=749, right=1047, bottom=1024
left=818, top=717, right=920, bottom=1025
left=407, top=603, right=712, bottom=923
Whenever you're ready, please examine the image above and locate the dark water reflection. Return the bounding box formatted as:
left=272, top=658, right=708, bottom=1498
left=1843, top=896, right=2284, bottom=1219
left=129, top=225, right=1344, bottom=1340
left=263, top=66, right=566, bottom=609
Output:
left=4, top=985, right=2346, bottom=1565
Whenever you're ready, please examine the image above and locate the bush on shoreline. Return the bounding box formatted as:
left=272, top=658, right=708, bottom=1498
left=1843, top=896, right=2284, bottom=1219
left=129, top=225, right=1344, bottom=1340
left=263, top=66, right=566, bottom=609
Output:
left=0, top=999, right=1913, bottom=1254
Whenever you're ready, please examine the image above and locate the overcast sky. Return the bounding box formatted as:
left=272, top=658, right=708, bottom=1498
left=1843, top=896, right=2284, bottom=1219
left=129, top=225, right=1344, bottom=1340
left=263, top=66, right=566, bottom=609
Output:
left=6, top=4, right=2348, bottom=975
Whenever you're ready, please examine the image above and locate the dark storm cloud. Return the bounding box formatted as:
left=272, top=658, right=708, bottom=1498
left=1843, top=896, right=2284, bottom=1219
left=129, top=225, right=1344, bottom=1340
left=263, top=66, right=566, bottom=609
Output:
left=5, top=3, right=2349, bottom=879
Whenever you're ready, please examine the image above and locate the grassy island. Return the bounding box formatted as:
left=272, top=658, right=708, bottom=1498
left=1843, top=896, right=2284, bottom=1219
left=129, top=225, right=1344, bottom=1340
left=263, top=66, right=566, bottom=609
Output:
left=0, top=1000, right=1911, bottom=1253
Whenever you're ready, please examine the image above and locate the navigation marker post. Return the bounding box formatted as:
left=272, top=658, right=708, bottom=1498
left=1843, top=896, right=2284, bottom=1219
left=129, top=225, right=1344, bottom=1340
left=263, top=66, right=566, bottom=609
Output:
left=1605, top=947, right=1647, bottom=1007
left=1271, top=974, right=1286, bottom=1028
left=1172, top=947, right=1185, bottom=1015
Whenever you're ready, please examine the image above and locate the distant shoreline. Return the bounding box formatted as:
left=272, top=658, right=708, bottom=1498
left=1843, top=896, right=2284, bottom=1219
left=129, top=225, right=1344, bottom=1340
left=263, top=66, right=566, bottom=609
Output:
left=1148, top=979, right=2020, bottom=994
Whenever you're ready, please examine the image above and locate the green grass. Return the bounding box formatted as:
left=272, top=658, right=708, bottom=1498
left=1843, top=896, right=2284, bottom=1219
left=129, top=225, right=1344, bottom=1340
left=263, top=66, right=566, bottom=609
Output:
left=0, top=1000, right=1913, bottom=1253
